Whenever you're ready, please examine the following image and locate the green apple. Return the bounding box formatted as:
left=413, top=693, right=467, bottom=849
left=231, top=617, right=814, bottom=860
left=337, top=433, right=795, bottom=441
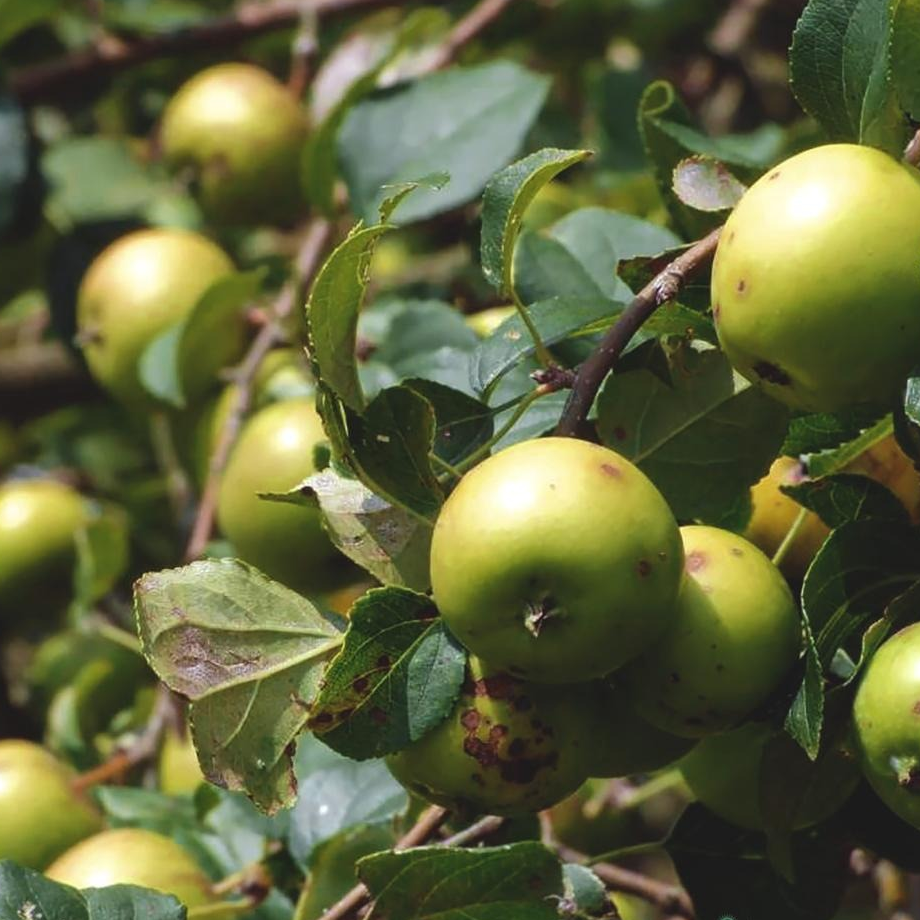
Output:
left=0, top=478, right=91, bottom=620
left=579, top=679, right=696, bottom=777
left=0, top=740, right=102, bottom=868
left=217, top=397, right=343, bottom=592
left=712, top=143, right=920, bottom=412
left=386, top=656, right=591, bottom=815
left=853, top=621, right=920, bottom=828
left=160, top=63, right=309, bottom=226
left=623, top=525, right=801, bottom=737
left=158, top=728, right=205, bottom=795
left=680, top=721, right=859, bottom=830
left=47, top=828, right=232, bottom=918
left=76, top=228, right=240, bottom=408
left=430, top=437, right=683, bottom=683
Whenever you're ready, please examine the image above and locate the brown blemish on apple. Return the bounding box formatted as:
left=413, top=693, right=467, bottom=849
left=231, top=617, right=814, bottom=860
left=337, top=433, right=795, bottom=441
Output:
left=753, top=360, right=792, bottom=386
left=730, top=547, right=743, bottom=557
left=637, top=559, right=652, bottom=577
left=911, top=700, right=920, bottom=716
left=601, top=463, right=622, bottom=478
left=461, top=709, right=481, bottom=731
left=769, top=171, right=781, bottom=181
left=686, top=551, right=707, bottom=573
left=736, top=279, right=747, bottom=294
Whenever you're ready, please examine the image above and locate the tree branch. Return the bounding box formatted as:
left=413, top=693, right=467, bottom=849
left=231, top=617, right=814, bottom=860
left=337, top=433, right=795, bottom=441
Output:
left=10, top=0, right=396, bottom=104
left=554, top=227, right=723, bottom=438
left=555, top=843, right=695, bottom=919
left=183, top=217, right=332, bottom=563
left=427, top=0, right=519, bottom=71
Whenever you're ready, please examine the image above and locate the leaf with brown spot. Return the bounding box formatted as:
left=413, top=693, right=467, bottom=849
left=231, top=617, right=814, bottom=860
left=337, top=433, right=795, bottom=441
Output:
left=134, top=558, right=343, bottom=814
left=672, top=156, right=747, bottom=212
left=308, top=586, right=465, bottom=760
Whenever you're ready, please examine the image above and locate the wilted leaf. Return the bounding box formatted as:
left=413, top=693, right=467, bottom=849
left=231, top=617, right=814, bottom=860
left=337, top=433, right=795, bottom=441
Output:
left=135, top=559, right=343, bottom=813
left=672, top=156, right=746, bottom=212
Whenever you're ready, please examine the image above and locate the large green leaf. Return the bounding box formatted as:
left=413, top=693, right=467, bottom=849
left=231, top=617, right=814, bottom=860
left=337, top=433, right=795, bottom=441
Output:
left=596, top=342, right=789, bottom=526
left=339, top=62, right=550, bottom=224
left=134, top=559, right=343, bottom=813
left=892, top=0, right=920, bottom=120
left=790, top=0, right=907, bottom=154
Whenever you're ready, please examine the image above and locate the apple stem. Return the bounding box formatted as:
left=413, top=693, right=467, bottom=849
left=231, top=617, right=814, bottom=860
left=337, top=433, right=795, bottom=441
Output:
left=555, top=227, right=723, bottom=438
left=771, top=506, right=810, bottom=568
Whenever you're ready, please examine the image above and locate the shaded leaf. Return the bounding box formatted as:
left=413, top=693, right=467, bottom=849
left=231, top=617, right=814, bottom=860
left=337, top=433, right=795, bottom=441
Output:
left=0, top=95, right=29, bottom=234
left=782, top=405, right=888, bottom=458
left=308, top=586, right=465, bottom=760
left=892, top=0, right=920, bottom=121
left=339, top=62, right=550, bottom=224
left=782, top=473, right=909, bottom=529
left=134, top=559, right=343, bottom=813
left=403, top=379, right=493, bottom=465
left=0, top=0, right=63, bottom=48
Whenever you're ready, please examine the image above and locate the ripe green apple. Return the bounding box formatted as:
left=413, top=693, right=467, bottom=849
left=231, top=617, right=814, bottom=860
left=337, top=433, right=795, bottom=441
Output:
left=160, top=63, right=309, bottom=226
left=158, top=728, right=205, bottom=795
left=217, top=397, right=344, bottom=592
left=0, top=478, right=91, bottom=620
left=623, top=525, right=801, bottom=737
left=76, top=227, right=241, bottom=408
left=853, top=621, right=920, bottom=828
left=578, top=679, right=696, bottom=777
left=47, top=828, right=232, bottom=918
left=680, top=721, right=859, bottom=830
left=386, top=656, right=591, bottom=815
left=430, top=437, right=684, bottom=683
left=0, top=740, right=102, bottom=868
left=712, top=143, right=920, bottom=412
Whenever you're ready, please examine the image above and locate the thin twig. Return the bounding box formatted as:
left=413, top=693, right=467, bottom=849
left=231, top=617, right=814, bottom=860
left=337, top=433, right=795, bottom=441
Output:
left=554, top=227, right=723, bottom=438
left=288, top=7, right=319, bottom=98
left=313, top=807, right=451, bottom=920
left=183, top=217, right=332, bottom=563
left=555, top=844, right=695, bottom=919
left=426, top=0, right=519, bottom=71
left=72, top=684, right=181, bottom=792
left=11, top=0, right=396, bottom=104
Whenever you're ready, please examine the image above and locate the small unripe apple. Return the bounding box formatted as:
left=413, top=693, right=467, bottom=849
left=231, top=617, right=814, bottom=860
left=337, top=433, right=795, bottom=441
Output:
left=0, top=479, right=91, bottom=620
left=853, top=622, right=920, bottom=829
left=217, top=397, right=344, bottom=592
left=624, top=526, right=801, bottom=737
left=160, top=63, right=309, bottom=226
left=159, top=728, right=205, bottom=795
left=76, top=228, right=240, bottom=408
left=712, top=144, right=920, bottom=412
left=386, top=657, right=591, bottom=815
left=680, top=721, right=859, bottom=830
left=0, top=740, right=102, bottom=868
left=46, top=828, right=232, bottom=918
left=430, top=437, right=684, bottom=683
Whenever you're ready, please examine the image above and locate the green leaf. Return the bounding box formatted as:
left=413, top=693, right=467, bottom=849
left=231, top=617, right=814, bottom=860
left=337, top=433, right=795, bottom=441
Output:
left=342, top=385, right=444, bottom=522
left=138, top=270, right=260, bottom=408
left=134, top=559, right=343, bottom=814
left=480, top=147, right=592, bottom=297
left=308, top=586, right=465, bottom=760
left=403, top=379, right=493, bottom=465
left=782, top=405, right=888, bottom=457
left=515, top=207, right=681, bottom=306
left=471, top=296, right=623, bottom=397
left=782, top=474, right=909, bottom=528
left=596, top=342, right=789, bottom=525
left=102, top=0, right=207, bottom=33
left=672, top=156, right=747, bottom=212
left=0, top=0, right=63, bottom=48
left=339, top=61, right=551, bottom=224
left=0, top=95, right=28, bottom=233
left=0, top=861, right=186, bottom=920
left=95, top=786, right=199, bottom=835
left=358, top=843, right=564, bottom=920
left=301, top=467, right=433, bottom=591
left=307, top=225, right=390, bottom=413
left=790, top=0, right=908, bottom=154
left=665, top=805, right=848, bottom=920
left=288, top=734, right=407, bottom=866
left=562, top=864, right=612, bottom=917
left=805, top=414, right=892, bottom=477
left=304, top=8, right=449, bottom=214
left=71, top=505, right=130, bottom=616
left=892, top=0, right=920, bottom=120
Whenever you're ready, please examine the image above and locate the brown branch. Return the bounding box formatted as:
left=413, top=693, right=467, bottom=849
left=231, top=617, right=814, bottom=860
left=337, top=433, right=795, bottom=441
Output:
left=904, top=128, right=920, bottom=167
left=426, top=0, right=520, bottom=71
left=316, top=806, right=451, bottom=920
left=555, top=844, right=695, bottom=919
left=72, top=684, right=181, bottom=792
left=183, top=217, right=332, bottom=563
left=554, top=226, right=723, bottom=438
left=10, top=0, right=396, bottom=105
